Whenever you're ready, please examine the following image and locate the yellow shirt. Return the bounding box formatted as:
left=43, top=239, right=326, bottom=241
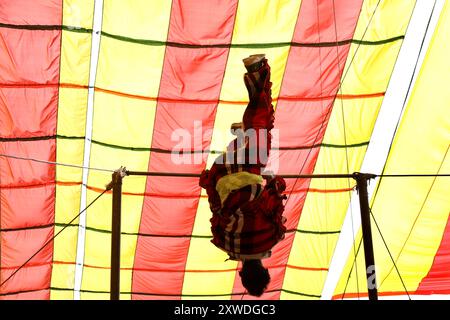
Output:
left=215, top=171, right=263, bottom=205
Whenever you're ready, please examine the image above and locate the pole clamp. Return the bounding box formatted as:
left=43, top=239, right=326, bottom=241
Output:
left=106, top=166, right=127, bottom=190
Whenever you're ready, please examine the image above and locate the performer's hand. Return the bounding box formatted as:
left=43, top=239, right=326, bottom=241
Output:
left=263, top=170, right=275, bottom=182
left=199, top=169, right=210, bottom=188
left=266, top=176, right=287, bottom=198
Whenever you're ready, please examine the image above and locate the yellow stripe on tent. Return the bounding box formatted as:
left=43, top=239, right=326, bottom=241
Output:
left=78, top=1, right=170, bottom=299
left=51, top=0, right=95, bottom=299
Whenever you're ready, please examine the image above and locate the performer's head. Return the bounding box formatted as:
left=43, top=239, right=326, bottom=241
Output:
left=239, top=259, right=271, bottom=297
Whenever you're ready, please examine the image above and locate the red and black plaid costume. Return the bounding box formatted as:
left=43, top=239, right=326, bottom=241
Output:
left=199, top=59, right=287, bottom=260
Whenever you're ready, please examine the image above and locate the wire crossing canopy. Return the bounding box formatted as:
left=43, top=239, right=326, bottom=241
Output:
left=0, top=0, right=449, bottom=300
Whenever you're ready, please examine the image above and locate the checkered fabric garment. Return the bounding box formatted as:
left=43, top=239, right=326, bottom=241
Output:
left=209, top=180, right=287, bottom=259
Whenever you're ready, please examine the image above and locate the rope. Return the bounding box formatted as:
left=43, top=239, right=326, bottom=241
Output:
left=369, top=208, right=411, bottom=300
left=332, top=0, right=361, bottom=299
left=340, top=239, right=363, bottom=300
left=376, top=173, right=450, bottom=178
left=281, top=0, right=380, bottom=210
left=315, top=0, right=334, bottom=272
left=1, top=153, right=448, bottom=179
left=378, top=145, right=449, bottom=292
left=0, top=153, right=114, bottom=173
left=0, top=187, right=110, bottom=290
left=338, top=0, right=383, bottom=299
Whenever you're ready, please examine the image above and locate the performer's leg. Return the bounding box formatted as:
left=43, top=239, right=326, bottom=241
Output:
left=242, top=59, right=274, bottom=131
left=241, top=58, right=275, bottom=167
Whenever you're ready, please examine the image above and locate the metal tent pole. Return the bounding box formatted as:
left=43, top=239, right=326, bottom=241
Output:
left=110, top=167, right=126, bottom=300
left=354, top=172, right=378, bottom=300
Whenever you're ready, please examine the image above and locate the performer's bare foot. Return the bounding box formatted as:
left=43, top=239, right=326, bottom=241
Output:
left=243, top=54, right=265, bottom=73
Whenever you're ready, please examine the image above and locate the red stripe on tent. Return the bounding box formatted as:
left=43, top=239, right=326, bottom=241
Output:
left=416, top=214, right=450, bottom=294
left=0, top=227, right=54, bottom=297
left=230, top=0, right=363, bottom=300
left=131, top=0, right=238, bottom=300
left=0, top=0, right=61, bottom=26
left=0, top=288, right=50, bottom=299
left=0, top=82, right=385, bottom=103
left=0, top=1, right=61, bottom=299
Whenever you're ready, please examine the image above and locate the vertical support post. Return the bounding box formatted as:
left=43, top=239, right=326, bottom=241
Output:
left=110, top=167, right=125, bottom=300
left=354, top=172, right=378, bottom=301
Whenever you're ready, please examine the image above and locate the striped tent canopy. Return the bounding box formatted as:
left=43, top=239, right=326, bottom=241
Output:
left=0, top=0, right=449, bottom=300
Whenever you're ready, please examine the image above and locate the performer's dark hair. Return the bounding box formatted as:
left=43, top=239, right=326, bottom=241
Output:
left=239, top=260, right=271, bottom=297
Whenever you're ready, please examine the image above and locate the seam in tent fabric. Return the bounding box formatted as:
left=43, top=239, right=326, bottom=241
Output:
left=331, top=0, right=362, bottom=299
left=0, top=83, right=388, bottom=105
left=0, top=22, right=406, bottom=48
left=50, top=0, right=65, bottom=298
left=73, top=0, right=104, bottom=300
left=0, top=221, right=341, bottom=239
left=0, top=134, right=372, bottom=151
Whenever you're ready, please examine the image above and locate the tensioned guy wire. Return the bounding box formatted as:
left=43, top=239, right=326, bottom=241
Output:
left=369, top=208, right=411, bottom=300
left=332, top=0, right=361, bottom=299
left=377, top=144, right=449, bottom=295
left=1, top=153, right=449, bottom=179
left=0, top=153, right=114, bottom=173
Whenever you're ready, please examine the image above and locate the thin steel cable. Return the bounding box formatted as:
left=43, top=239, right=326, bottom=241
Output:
left=369, top=208, right=411, bottom=300
left=315, top=0, right=331, bottom=264
left=378, top=144, right=449, bottom=290
left=332, top=0, right=360, bottom=299
left=1, top=153, right=448, bottom=179
left=341, top=239, right=363, bottom=300
left=0, top=153, right=114, bottom=173
left=376, top=174, right=450, bottom=178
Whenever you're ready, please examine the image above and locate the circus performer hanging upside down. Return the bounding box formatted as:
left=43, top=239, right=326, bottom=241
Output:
left=199, top=55, right=287, bottom=297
